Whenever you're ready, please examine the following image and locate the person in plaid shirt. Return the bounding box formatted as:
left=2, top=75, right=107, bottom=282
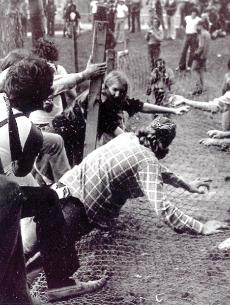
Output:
left=23, top=117, right=229, bottom=284
left=56, top=117, right=228, bottom=236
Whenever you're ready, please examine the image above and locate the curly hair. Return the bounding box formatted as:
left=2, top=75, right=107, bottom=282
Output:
left=33, top=38, right=59, bottom=62
left=4, top=58, right=54, bottom=113
left=0, top=48, right=32, bottom=71
left=136, top=117, right=176, bottom=151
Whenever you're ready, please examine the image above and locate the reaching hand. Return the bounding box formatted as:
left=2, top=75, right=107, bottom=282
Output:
left=202, top=220, right=230, bottom=235
left=207, top=130, right=226, bottom=139
left=199, top=138, right=219, bottom=146
left=169, top=95, right=187, bottom=107
left=84, top=62, right=107, bottom=79
left=174, top=105, right=190, bottom=115
left=188, top=178, right=212, bottom=194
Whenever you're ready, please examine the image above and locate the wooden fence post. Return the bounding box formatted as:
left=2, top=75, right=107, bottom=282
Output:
left=106, top=49, right=116, bottom=73
left=83, top=20, right=108, bottom=157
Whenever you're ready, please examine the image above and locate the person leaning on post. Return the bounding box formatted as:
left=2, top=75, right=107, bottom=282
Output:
left=51, top=69, right=190, bottom=164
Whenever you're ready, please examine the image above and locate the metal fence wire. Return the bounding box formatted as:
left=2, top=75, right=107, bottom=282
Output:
left=31, top=44, right=230, bottom=305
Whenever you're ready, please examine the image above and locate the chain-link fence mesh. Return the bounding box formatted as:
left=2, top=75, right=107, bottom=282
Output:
left=31, top=34, right=230, bottom=305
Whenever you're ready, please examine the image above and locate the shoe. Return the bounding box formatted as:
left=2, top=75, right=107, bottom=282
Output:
left=47, top=274, right=108, bottom=302
left=192, top=89, right=203, bottom=96
left=186, top=67, right=191, bottom=72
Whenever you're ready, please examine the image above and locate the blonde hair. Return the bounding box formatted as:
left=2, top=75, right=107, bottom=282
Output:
left=104, top=70, right=129, bottom=93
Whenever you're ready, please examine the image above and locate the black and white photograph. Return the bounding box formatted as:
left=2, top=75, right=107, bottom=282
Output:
left=0, top=0, right=229, bottom=304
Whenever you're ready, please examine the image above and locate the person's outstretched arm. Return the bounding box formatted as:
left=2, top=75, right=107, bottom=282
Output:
left=52, top=62, right=107, bottom=96
left=161, top=165, right=211, bottom=194
left=141, top=102, right=190, bottom=115
left=171, top=92, right=230, bottom=113
left=136, top=163, right=229, bottom=235
left=200, top=137, right=230, bottom=147
left=207, top=130, right=230, bottom=139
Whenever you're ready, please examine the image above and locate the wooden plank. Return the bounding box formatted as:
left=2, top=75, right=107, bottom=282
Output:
left=106, top=49, right=116, bottom=74
left=83, top=20, right=107, bottom=157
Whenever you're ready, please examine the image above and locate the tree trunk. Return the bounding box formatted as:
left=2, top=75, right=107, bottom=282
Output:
left=0, top=0, right=24, bottom=57
left=28, top=0, right=45, bottom=46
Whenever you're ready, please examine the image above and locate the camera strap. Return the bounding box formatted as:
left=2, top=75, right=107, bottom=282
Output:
left=3, top=95, right=23, bottom=163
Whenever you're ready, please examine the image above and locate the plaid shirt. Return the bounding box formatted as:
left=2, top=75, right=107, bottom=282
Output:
left=60, top=133, right=203, bottom=234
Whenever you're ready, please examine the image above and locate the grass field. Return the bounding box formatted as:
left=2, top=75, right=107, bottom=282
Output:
left=29, top=30, right=230, bottom=305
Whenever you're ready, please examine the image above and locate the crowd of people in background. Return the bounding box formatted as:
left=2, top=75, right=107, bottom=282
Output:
left=0, top=0, right=230, bottom=305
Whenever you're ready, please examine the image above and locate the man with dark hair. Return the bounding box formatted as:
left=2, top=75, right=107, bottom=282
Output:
left=0, top=53, right=106, bottom=182
left=30, top=38, right=77, bottom=166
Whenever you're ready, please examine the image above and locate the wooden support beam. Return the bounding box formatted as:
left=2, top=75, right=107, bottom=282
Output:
left=83, top=20, right=107, bottom=157
left=106, top=49, right=116, bottom=73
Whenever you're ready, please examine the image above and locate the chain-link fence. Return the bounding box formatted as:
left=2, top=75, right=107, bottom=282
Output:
left=31, top=35, right=230, bottom=305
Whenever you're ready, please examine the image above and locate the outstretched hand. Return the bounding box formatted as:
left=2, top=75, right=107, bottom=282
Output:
left=207, top=130, right=226, bottom=139
left=202, top=220, right=230, bottom=235
left=199, top=138, right=220, bottom=146
left=169, top=95, right=187, bottom=107
left=174, top=105, right=190, bottom=115
left=188, top=178, right=212, bottom=194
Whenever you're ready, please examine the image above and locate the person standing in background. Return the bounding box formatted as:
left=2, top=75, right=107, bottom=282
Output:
left=45, top=0, right=56, bottom=37
left=191, top=20, right=211, bottom=95
left=165, top=0, right=177, bottom=40
left=180, top=0, right=196, bottom=28
left=126, top=0, right=132, bottom=31
left=20, top=0, right=28, bottom=37
left=177, top=7, right=201, bottom=72
left=90, top=0, right=99, bottom=29
left=146, top=0, right=165, bottom=36
left=115, top=0, right=128, bottom=43
left=130, top=0, right=142, bottom=33
left=145, top=17, right=164, bottom=70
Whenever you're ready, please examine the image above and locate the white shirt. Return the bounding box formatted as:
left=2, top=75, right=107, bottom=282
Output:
left=29, top=64, right=68, bottom=125
left=90, top=0, right=98, bottom=14
left=116, top=3, right=128, bottom=19
left=185, top=15, right=201, bottom=34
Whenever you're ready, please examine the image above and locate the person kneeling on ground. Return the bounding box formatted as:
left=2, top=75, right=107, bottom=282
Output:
left=24, top=117, right=229, bottom=272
